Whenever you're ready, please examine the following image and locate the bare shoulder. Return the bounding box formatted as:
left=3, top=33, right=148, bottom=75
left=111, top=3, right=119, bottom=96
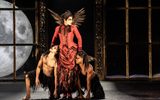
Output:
left=40, top=54, right=46, bottom=62
left=40, top=54, right=45, bottom=59
left=87, top=64, right=94, bottom=74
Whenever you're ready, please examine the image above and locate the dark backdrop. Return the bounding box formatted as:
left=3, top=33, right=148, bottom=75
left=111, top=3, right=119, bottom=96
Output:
left=46, top=0, right=95, bottom=56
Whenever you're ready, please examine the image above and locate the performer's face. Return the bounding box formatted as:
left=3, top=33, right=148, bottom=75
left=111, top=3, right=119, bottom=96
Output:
left=50, top=45, right=58, bottom=54
left=64, top=16, right=73, bottom=26
left=76, top=55, right=83, bottom=64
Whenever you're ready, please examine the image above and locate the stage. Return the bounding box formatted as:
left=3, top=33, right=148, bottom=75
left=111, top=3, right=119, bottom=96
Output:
left=0, top=81, right=160, bottom=100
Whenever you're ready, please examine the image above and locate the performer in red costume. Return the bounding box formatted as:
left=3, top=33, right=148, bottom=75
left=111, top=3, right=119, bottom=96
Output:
left=49, top=8, right=85, bottom=99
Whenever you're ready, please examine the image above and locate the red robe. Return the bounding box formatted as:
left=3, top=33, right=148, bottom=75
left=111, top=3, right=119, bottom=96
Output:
left=51, top=25, right=82, bottom=70
left=51, top=25, right=82, bottom=93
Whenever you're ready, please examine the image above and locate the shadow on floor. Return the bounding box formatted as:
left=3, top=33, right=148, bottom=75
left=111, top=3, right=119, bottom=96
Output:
left=112, top=80, right=160, bottom=99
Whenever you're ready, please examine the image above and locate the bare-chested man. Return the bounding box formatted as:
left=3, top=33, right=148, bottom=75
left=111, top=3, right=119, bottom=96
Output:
left=23, top=45, right=59, bottom=100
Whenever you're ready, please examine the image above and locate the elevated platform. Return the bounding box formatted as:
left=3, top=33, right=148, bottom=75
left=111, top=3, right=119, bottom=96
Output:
left=1, top=81, right=160, bottom=100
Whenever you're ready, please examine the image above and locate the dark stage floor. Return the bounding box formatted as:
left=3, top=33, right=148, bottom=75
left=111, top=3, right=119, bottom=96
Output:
left=0, top=81, right=160, bottom=100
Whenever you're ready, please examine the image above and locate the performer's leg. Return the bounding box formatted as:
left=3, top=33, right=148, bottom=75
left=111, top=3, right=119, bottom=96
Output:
left=62, top=81, right=68, bottom=99
left=48, top=84, right=54, bottom=99
left=67, top=70, right=74, bottom=99
left=23, top=74, right=31, bottom=100
left=59, top=67, right=67, bottom=99
left=91, top=74, right=105, bottom=99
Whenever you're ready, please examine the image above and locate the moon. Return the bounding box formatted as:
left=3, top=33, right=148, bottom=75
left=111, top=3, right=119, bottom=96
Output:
left=0, top=0, right=33, bottom=77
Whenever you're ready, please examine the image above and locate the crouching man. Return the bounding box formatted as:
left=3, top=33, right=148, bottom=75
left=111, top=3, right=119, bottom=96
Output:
left=23, top=45, right=59, bottom=100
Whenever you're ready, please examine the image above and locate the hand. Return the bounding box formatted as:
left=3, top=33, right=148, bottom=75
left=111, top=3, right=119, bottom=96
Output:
left=78, top=47, right=82, bottom=51
left=77, top=94, right=84, bottom=99
left=86, top=94, right=90, bottom=99
left=35, top=78, right=40, bottom=88
left=53, top=90, right=58, bottom=98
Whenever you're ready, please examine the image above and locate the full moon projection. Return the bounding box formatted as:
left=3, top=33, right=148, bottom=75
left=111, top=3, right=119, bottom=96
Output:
left=0, top=0, right=33, bottom=77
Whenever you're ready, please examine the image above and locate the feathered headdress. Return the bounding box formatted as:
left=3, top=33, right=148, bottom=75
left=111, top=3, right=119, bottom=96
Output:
left=48, top=8, right=85, bottom=27
left=48, top=9, right=63, bottom=25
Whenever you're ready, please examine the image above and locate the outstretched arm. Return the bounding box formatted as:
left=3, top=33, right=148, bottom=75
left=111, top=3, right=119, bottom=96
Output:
left=86, top=64, right=94, bottom=99
left=53, top=61, right=58, bottom=97
left=35, top=56, right=43, bottom=88
left=77, top=74, right=84, bottom=98
left=73, top=25, right=82, bottom=51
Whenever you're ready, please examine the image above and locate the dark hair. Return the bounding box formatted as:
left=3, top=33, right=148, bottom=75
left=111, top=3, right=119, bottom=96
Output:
left=43, top=50, right=50, bottom=56
left=77, top=50, right=89, bottom=68
left=61, top=10, right=73, bottom=20
left=59, top=10, right=73, bottom=34
left=42, top=45, right=60, bottom=59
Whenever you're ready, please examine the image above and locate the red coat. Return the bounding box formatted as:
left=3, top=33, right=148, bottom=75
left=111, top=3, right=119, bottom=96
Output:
left=51, top=25, right=82, bottom=70
left=51, top=25, right=82, bottom=51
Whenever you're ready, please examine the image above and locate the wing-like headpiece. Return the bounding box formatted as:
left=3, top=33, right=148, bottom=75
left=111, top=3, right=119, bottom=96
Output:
left=73, top=8, right=86, bottom=27
left=48, top=9, right=63, bottom=25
